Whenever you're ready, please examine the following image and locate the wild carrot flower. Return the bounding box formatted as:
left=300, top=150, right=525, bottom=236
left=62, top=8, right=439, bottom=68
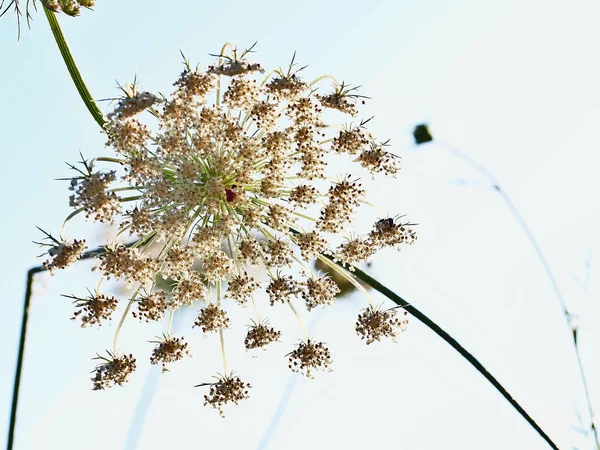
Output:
left=39, top=43, right=416, bottom=408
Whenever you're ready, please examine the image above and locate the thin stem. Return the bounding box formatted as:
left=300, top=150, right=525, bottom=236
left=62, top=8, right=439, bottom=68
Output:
left=310, top=74, right=338, bottom=87
left=92, top=156, right=123, bottom=165
left=113, top=285, right=143, bottom=354
left=61, top=207, right=84, bottom=236
left=166, top=308, right=175, bottom=336
left=435, top=140, right=597, bottom=448
left=286, top=298, right=309, bottom=340
left=316, top=254, right=375, bottom=308
left=219, top=329, right=228, bottom=374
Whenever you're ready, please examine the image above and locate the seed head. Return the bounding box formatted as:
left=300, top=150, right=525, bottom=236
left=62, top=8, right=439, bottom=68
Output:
left=355, top=305, right=409, bottom=345
left=197, top=373, right=252, bottom=417
left=193, top=304, right=230, bottom=333
left=287, top=339, right=332, bottom=378
left=91, top=352, right=136, bottom=390
left=244, top=320, right=281, bottom=350
left=132, top=290, right=169, bottom=322
left=42, top=43, right=418, bottom=412
left=40, top=237, right=87, bottom=274
left=266, top=273, right=300, bottom=306
left=225, top=274, right=259, bottom=305
left=67, top=293, right=118, bottom=327
left=150, top=335, right=191, bottom=372
left=302, top=276, right=340, bottom=311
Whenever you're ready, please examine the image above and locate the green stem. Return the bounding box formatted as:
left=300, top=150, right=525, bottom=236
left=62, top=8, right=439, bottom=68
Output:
left=44, top=7, right=106, bottom=129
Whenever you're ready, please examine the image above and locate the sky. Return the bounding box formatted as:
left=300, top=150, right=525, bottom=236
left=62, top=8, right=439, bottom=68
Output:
left=1, top=0, right=600, bottom=449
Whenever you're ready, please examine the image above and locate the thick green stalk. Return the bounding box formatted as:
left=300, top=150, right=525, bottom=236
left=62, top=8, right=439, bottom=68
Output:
left=44, top=7, right=106, bottom=129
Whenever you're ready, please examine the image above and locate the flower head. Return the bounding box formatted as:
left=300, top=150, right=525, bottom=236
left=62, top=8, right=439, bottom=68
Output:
left=150, top=335, right=191, bottom=372
left=193, top=303, right=230, bottom=333
left=132, top=290, right=169, bottom=322
left=302, top=275, right=339, bottom=311
left=36, top=228, right=87, bottom=274
left=287, top=339, right=332, bottom=378
left=66, top=292, right=118, bottom=327
left=197, top=373, right=251, bottom=417
left=91, top=352, right=136, bottom=390
left=245, top=319, right=281, bottom=350
left=355, top=305, right=409, bottom=344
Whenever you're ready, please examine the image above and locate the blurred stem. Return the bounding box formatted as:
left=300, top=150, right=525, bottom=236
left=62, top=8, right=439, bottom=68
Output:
left=7, top=268, right=40, bottom=450
left=436, top=140, right=598, bottom=449
left=35, top=19, right=561, bottom=448
left=8, top=243, right=136, bottom=450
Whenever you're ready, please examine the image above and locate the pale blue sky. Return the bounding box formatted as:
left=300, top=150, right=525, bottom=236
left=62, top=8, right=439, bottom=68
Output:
left=1, top=1, right=600, bottom=449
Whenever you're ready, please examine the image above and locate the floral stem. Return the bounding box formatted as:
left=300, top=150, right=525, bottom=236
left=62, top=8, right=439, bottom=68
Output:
left=219, top=329, right=228, bottom=374
left=286, top=298, right=309, bottom=340
left=113, top=285, right=143, bottom=354
left=315, top=254, right=376, bottom=308
left=44, top=7, right=106, bottom=129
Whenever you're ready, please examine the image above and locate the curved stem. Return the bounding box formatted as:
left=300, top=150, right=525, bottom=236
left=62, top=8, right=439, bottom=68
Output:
left=347, top=260, right=560, bottom=450
left=61, top=207, right=84, bottom=237
left=436, top=140, right=597, bottom=448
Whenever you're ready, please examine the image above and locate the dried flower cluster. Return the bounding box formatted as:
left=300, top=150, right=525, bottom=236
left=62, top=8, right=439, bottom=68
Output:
left=198, top=374, right=252, bottom=417
left=38, top=43, right=417, bottom=414
left=287, top=339, right=333, bottom=377
left=91, top=352, right=136, bottom=390
left=150, top=335, right=191, bottom=373
left=66, top=292, right=118, bottom=327
left=355, top=305, right=409, bottom=345
left=245, top=320, right=281, bottom=350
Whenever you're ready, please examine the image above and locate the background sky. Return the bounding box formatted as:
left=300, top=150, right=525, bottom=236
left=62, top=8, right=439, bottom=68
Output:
left=2, top=0, right=600, bottom=449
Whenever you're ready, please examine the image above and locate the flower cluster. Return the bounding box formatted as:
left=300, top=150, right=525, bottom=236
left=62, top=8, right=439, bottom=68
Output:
left=287, top=339, right=333, bottom=377
left=39, top=43, right=417, bottom=414
left=355, top=305, right=409, bottom=345
left=197, top=373, right=252, bottom=417
left=35, top=228, right=88, bottom=274
left=66, top=292, right=119, bottom=327
left=244, top=320, right=281, bottom=350
left=149, top=335, right=191, bottom=373
left=91, top=352, right=136, bottom=390
left=42, top=0, right=96, bottom=17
